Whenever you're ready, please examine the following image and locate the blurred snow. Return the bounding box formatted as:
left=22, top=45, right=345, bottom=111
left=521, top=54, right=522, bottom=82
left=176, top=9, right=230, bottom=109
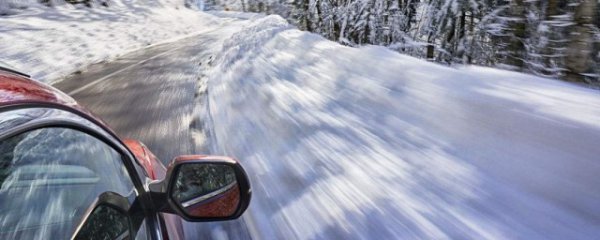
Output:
left=0, top=0, right=219, bottom=83
left=206, top=15, right=600, bottom=239
left=2, top=3, right=599, bottom=238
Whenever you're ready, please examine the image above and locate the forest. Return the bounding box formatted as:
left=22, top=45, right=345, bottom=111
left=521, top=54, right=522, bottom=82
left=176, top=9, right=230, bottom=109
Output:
left=2, top=0, right=599, bottom=85
left=228, top=0, right=600, bottom=85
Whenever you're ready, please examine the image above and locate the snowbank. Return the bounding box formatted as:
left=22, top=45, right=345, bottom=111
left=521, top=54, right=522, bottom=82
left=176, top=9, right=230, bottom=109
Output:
left=207, top=15, right=600, bottom=239
left=0, top=0, right=217, bottom=83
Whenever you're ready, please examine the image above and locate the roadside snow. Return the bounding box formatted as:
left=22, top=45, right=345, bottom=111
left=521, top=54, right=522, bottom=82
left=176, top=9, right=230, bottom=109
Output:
left=206, top=15, right=600, bottom=239
left=0, top=0, right=217, bottom=83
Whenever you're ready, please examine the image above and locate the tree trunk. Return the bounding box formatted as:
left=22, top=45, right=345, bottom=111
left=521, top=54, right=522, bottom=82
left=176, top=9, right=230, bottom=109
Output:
left=565, top=0, right=597, bottom=82
left=302, top=0, right=311, bottom=31
left=457, top=11, right=466, bottom=61
left=404, top=0, right=418, bottom=32
left=444, top=16, right=456, bottom=63
left=315, top=0, right=323, bottom=34
left=546, top=0, right=559, bottom=17
left=507, top=0, right=527, bottom=69
left=541, top=0, right=560, bottom=76
left=426, top=35, right=434, bottom=60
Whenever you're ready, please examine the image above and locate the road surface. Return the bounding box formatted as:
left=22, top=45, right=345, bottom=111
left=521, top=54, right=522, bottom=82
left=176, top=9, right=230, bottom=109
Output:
left=53, top=21, right=252, bottom=240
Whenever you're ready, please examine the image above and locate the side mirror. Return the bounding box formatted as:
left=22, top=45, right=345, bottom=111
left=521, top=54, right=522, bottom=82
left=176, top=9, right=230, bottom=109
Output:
left=149, top=155, right=251, bottom=222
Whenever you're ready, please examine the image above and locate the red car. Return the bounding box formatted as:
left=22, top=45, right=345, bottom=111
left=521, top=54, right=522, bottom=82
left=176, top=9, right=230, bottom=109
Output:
left=0, top=65, right=251, bottom=240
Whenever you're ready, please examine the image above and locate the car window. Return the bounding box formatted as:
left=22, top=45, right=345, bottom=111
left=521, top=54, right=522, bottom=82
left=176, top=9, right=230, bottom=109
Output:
left=75, top=204, right=131, bottom=240
left=0, top=127, right=136, bottom=240
left=134, top=219, right=149, bottom=240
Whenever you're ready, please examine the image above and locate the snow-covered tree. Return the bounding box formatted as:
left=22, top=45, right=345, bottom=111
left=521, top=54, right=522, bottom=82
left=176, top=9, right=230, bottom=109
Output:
left=171, top=0, right=600, bottom=83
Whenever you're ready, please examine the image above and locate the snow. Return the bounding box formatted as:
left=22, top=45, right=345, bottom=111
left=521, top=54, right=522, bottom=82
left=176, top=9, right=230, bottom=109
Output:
left=2, top=2, right=599, bottom=238
left=206, top=15, right=600, bottom=239
left=0, top=0, right=219, bottom=84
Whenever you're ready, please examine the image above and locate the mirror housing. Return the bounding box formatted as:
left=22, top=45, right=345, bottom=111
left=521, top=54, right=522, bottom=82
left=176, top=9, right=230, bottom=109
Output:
left=149, top=155, right=251, bottom=222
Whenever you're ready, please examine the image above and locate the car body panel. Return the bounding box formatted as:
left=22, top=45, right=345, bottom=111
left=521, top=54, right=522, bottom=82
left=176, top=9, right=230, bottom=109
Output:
left=0, top=71, right=76, bottom=107
left=123, top=139, right=167, bottom=181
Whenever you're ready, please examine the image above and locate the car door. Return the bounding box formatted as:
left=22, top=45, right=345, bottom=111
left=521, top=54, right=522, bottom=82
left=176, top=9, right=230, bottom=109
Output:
left=0, top=107, right=156, bottom=240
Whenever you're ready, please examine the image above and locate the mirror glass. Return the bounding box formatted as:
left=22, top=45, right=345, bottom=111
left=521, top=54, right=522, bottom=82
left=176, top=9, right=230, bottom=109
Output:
left=172, top=163, right=240, bottom=218
left=74, top=204, right=130, bottom=240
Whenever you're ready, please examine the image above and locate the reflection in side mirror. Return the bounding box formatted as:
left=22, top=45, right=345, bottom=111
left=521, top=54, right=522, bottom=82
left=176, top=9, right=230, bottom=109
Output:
left=149, top=155, right=251, bottom=222
left=72, top=192, right=131, bottom=240
left=74, top=205, right=130, bottom=240
left=172, top=163, right=239, bottom=218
